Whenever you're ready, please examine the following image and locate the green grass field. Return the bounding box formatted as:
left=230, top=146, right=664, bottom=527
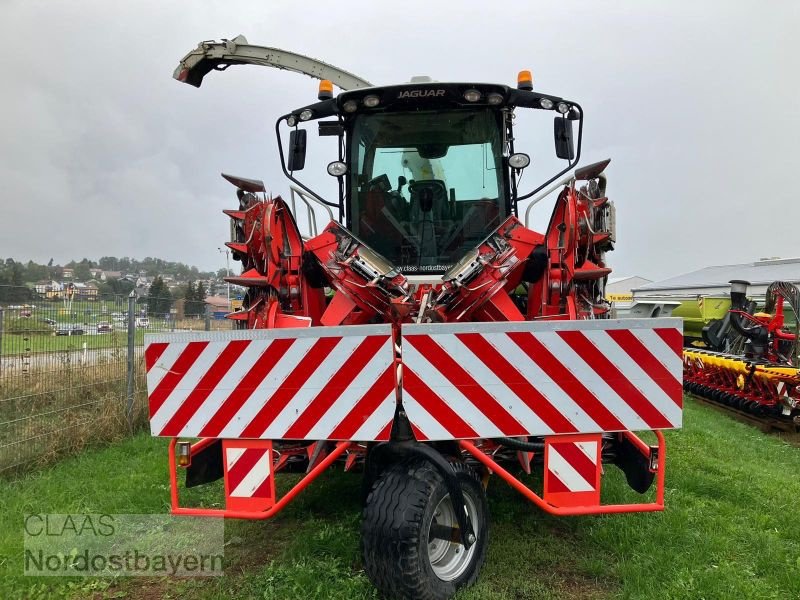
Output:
left=1, top=398, right=799, bottom=599
left=0, top=330, right=137, bottom=357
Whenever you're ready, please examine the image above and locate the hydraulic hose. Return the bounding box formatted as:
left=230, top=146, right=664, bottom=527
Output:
left=493, top=437, right=546, bottom=451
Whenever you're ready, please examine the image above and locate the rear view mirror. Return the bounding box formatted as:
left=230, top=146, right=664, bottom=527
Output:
left=288, top=129, right=307, bottom=171
left=554, top=117, right=574, bottom=160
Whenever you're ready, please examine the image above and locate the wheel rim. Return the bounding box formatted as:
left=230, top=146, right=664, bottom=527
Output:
left=427, top=491, right=478, bottom=582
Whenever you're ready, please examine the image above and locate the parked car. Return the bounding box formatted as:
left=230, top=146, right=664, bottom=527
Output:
left=96, top=322, right=113, bottom=334
left=135, top=317, right=150, bottom=328
left=55, top=325, right=85, bottom=336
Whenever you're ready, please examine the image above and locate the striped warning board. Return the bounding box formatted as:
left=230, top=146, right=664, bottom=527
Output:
left=400, top=319, right=683, bottom=441
left=144, top=325, right=397, bottom=442
left=223, top=440, right=275, bottom=511
left=544, top=435, right=601, bottom=507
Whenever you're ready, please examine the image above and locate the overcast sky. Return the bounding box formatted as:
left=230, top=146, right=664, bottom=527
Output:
left=2, top=0, right=798, bottom=281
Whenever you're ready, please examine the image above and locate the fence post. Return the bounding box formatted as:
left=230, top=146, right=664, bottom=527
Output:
left=205, top=303, right=211, bottom=331
left=126, top=291, right=136, bottom=431
left=0, top=306, right=4, bottom=360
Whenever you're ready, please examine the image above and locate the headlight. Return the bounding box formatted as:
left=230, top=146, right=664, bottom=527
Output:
left=286, top=115, right=298, bottom=127
left=463, top=89, right=482, bottom=103
left=363, top=95, right=380, bottom=108
left=327, top=161, right=348, bottom=177
left=299, top=109, right=314, bottom=121
left=487, top=93, right=504, bottom=106
left=342, top=100, right=358, bottom=113
left=508, top=153, right=531, bottom=169
left=557, top=102, right=570, bottom=114
left=539, top=98, right=554, bottom=110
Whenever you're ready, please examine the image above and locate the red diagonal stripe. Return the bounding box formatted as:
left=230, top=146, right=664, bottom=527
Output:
left=456, top=333, right=578, bottom=434
left=409, top=423, right=428, bottom=441
left=328, top=365, right=396, bottom=439
left=199, top=338, right=296, bottom=437
left=241, top=336, right=343, bottom=438
left=547, top=470, right=571, bottom=494
left=654, top=327, right=683, bottom=357
left=148, top=341, right=209, bottom=417
left=283, top=335, right=390, bottom=439
left=159, top=340, right=252, bottom=436
left=251, top=470, right=274, bottom=499
left=552, top=442, right=597, bottom=486
left=507, top=332, right=625, bottom=431
left=145, top=343, right=168, bottom=372
left=406, top=335, right=525, bottom=435
left=227, top=448, right=268, bottom=490
left=375, top=420, right=393, bottom=441
left=558, top=331, right=673, bottom=429
left=607, top=329, right=683, bottom=408
left=402, top=368, right=479, bottom=439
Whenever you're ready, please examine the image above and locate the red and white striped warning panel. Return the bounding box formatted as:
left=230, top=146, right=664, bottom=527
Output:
left=543, top=435, right=601, bottom=507
left=400, top=319, right=683, bottom=441
left=144, top=325, right=396, bottom=441
left=223, top=440, right=275, bottom=511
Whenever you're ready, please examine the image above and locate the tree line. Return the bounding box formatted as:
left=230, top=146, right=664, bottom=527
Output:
left=147, top=277, right=208, bottom=317
left=0, top=256, right=216, bottom=284
left=0, top=256, right=215, bottom=307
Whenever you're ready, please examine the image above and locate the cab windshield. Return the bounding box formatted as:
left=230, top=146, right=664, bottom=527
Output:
left=349, top=109, right=505, bottom=274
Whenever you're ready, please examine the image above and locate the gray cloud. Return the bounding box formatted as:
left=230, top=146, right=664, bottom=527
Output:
left=1, top=0, right=798, bottom=280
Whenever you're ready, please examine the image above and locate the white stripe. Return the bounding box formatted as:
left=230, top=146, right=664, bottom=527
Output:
left=178, top=341, right=272, bottom=437
left=401, top=391, right=453, bottom=440
left=230, top=451, right=272, bottom=497
left=403, top=340, right=504, bottom=438
left=536, top=332, right=650, bottom=431
left=218, top=337, right=318, bottom=438
left=629, top=328, right=683, bottom=381
left=265, top=336, right=364, bottom=437
left=584, top=330, right=682, bottom=427
left=350, top=392, right=397, bottom=441
left=574, top=440, right=598, bottom=462
left=150, top=342, right=228, bottom=433
left=432, top=335, right=550, bottom=434
left=226, top=447, right=245, bottom=468
left=304, top=340, right=395, bottom=440
left=487, top=334, right=601, bottom=432
left=549, top=446, right=595, bottom=493
left=146, top=342, right=188, bottom=392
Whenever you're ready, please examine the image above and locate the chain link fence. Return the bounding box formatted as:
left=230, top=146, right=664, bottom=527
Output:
left=0, top=286, right=233, bottom=476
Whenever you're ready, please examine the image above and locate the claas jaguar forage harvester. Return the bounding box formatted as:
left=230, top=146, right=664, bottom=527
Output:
left=146, top=37, right=683, bottom=599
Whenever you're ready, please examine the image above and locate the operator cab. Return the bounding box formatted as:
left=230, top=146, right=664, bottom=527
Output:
left=351, top=109, right=503, bottom=273
left=278, top=78, right=581, bottom=276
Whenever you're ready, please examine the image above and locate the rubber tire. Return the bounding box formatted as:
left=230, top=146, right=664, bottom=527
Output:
left=361, top=458, right=489, bottom=600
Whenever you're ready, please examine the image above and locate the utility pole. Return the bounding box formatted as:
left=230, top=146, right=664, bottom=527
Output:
left=217, top=247, right=231, bottom=309
left=126, top=290, right=136, bottom=431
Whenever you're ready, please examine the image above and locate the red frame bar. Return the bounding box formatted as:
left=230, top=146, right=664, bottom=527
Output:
left=460, top=430, right=667, bottom=515
left=168, top=438, right=353, bottom=519
left=168, top=431, right=666, bottom=519
left=189, top=437, right=218, bottom=455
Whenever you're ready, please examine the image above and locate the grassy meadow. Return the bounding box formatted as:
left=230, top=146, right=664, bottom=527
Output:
left=0, top=398, right=798, bottom=599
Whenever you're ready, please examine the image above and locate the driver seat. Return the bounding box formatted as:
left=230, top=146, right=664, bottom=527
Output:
left=407, top=179, right=452, bottom=262
left=408, top=179, right=450, bottom=222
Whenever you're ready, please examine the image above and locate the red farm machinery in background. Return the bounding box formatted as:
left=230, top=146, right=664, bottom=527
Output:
left=146, top=37, right=684, bottom=599
left=684, top=279, right=800, bottom=426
